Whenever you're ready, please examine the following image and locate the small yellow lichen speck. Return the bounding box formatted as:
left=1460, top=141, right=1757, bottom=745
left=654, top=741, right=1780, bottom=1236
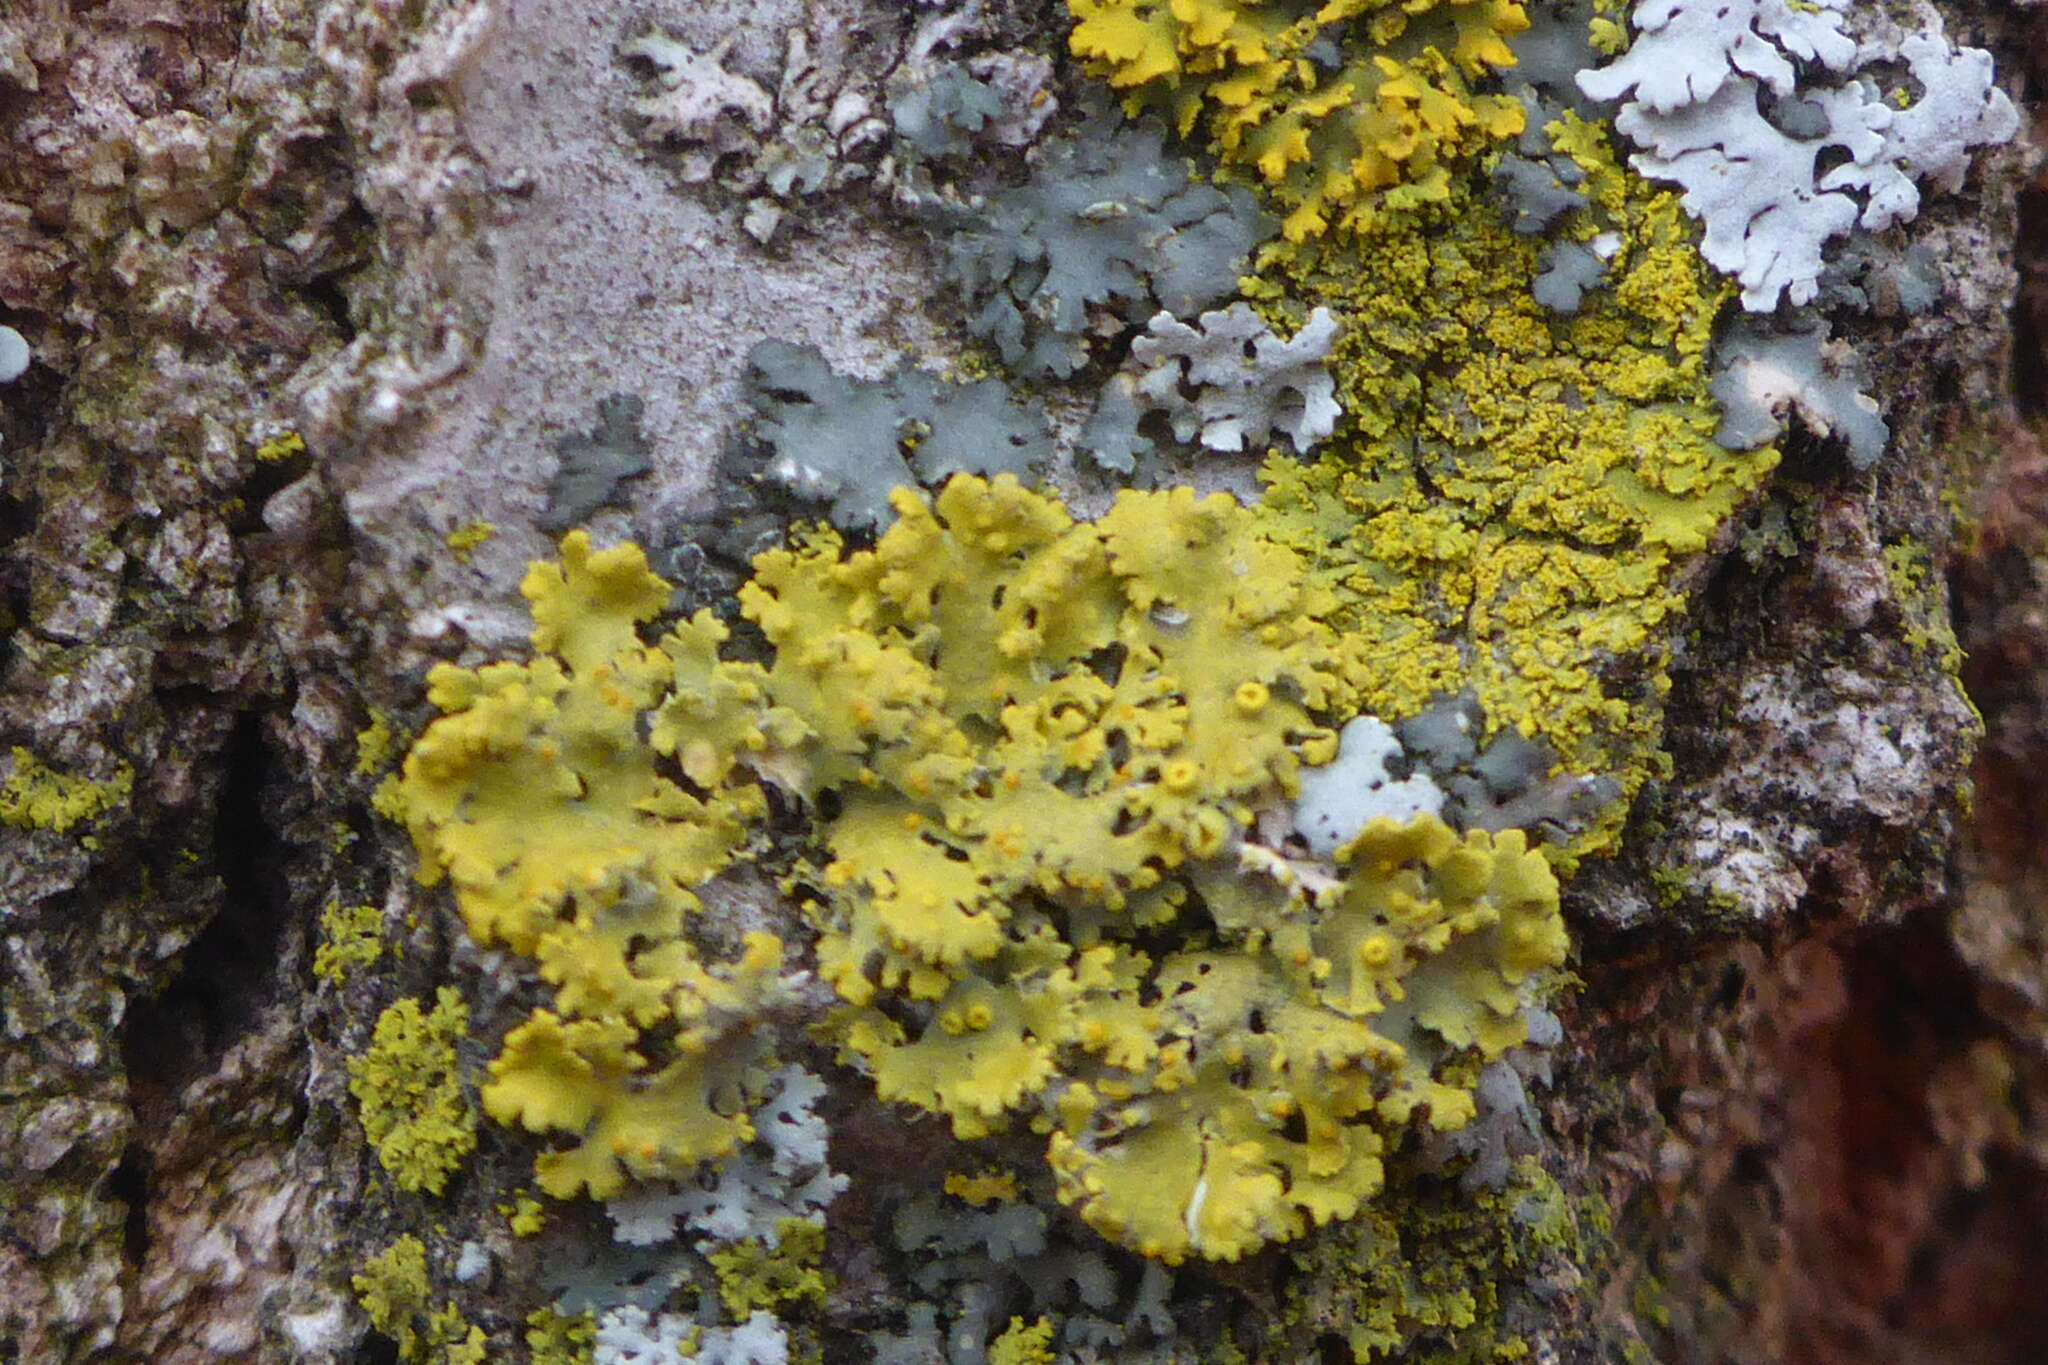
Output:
left=355, top=710, right=398, bottom=776
left=945, top=1169, right=1022, bottom=1205
left=254, top=429, right=306, bottom=463
left=502, top=1191, right=547, bottom=1238
left=445, top=521, right=496, bottom=564
left=313, top=901, right=384, bottom=985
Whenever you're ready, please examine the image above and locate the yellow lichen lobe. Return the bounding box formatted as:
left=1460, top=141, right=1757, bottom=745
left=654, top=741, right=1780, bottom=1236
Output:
left=394, top=531, right=794, bottom=1198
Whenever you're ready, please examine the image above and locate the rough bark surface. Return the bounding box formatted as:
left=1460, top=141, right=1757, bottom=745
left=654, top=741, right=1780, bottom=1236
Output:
left=0, top=0, right=2041, bottom=1362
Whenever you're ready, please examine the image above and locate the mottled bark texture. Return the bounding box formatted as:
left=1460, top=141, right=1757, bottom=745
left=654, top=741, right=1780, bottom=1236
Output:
left=0, top=0, right=2040, bottom=1362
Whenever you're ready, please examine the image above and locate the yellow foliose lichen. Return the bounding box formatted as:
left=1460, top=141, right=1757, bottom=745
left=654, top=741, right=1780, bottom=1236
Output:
left=1039, top=818, right=1562, bottom=1263
left=479, top=936, right=785, bottom=1201
left=1068, top=0, right=1530, bottom=239
left=392, top=477, right=1569, bottom=1264
left=733, top=477, right=1563, bottom=1262
left=391, top=531, right=794, bottom=1199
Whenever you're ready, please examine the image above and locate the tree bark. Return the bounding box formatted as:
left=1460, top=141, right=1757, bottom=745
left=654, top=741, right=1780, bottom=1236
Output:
left=0, top=1, right=2040, bottom=1362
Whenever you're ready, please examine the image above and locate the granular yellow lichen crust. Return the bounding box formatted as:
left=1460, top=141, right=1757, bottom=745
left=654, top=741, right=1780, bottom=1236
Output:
left=0, top=746, right=132, bottom=834
left=348, top=986, right=478, bottom=1196
left=353, top=1236, right=488, bottom=1365
left=1248, top=115, right=1778, bottom=856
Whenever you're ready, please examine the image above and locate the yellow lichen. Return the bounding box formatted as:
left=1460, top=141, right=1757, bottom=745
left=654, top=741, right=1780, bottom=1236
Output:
left=990, top=1316, right=1058, bottom=1365
left=314, top=900, right=386, bottom=985
left=1249, top=117, right=1777, bottom=857
left=357, top=710, right=399, bottom=775
left=708, top=1218, right=831, bottom=1319
left=394, top=483, right=1569, bottom=1262
left=446, top=520, right=496, bottom=564
left=353, top=1236, right=486, bottom=1365
left=347, top=986, right=478, bottom=1197
left=254, top=429, right=306, bottom=463
left=502, top=1190, right=547, bottom=1237
left=525, top=1307, right=596, bottom=1365
left=391, top=531, right=792, bottom=1198
left=1068, top=0, right=1529, bottom=239
left=1883, top=540, right=1964, bottom=674
left=945, top=1169, right=1021, bottom=1205
left=480, top=950, right=781, bottom=1201
left=1040, top=818, right=1562, bottom=1262
left=0, top=747, right=132, bottom=834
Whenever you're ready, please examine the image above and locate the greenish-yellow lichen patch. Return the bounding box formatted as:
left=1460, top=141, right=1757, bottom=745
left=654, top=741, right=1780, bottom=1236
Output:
left=445, top=521, right=496, bottom=564
left=990, top=1316, right=1059, bottom=1365
left=525, top=1307, right=596, bottom=1365
left=1248, top=117, right=1777, bottom=858
left=708, top=1217, right=831, bottom=1319
left=1883, top=540, right=1964, bottom=675
left=501, top=1190, right=546, bottom=1238
left=0, top=747, right=133, bottom=834
left=314, top=901, right=387, bottom=985
left=352, top=1235, right=487, bottom=1365
left=1285, top=1157, right=1593, bottom=1362
left=945, top=1169, right=1021, bottom=1205
left=347, top=986, right=478, bottom=1197
left=254, top=429, right=306, bottom=463
left=356, top=710, right=400, bottom=776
